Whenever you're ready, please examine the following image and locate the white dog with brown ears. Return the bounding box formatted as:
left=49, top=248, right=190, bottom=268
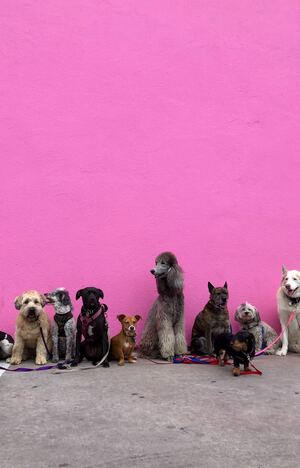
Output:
left=8, top=290, right=52, bottom=365
left=276, top=266, right=300, bottom=356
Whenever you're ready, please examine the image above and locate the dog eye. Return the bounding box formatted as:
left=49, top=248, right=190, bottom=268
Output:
left=34, top=299, right=39, bottom=304
left=24, top=299, right=29, bottom=304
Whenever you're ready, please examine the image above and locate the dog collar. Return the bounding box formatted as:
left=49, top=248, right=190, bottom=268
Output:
left=286, top=295, right=300, bottom=306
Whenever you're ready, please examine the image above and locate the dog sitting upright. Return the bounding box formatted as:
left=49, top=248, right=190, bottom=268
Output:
left=235, top=302, right=280, bottom=354
left=72, top=287, right=109, bottom=367
left=45, top=288, right=76, bottom=362
left=9, top=290, right=51, bottom=365
left=110, top=314, right=141, bottom=365
left=191, top=282, right=231, bottom=355
left=214, top=331, right=256, bottom=376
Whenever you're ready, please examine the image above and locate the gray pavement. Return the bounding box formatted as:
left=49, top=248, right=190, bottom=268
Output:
left=0, top=355, right=300, bottom=468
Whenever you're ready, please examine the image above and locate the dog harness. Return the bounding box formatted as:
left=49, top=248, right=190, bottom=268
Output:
left=54, top=312, right=73, bottom=338
left=79, top=305, right=108, bottom=339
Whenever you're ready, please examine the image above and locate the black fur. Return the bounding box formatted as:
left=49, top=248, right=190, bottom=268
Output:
left=72, top=287, right=109, bottom=367
left=214, top=331, right=256, bottom=369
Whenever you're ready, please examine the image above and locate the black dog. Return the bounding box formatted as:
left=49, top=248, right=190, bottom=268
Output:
left=72, top=287, right=109, bottom=367
left=214, top=331, right=256, bottom=376
left=0, top=331, right=14, bottom=360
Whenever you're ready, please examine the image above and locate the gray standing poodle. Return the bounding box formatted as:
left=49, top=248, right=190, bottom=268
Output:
left=139, top=252, right=187, bottom=360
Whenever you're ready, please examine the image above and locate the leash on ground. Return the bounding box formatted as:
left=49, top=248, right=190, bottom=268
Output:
left=2, top=312, right=296, bottom=374
left=173, top=354, right=262, bottom=375
left=0, top=335, right=111, bottom=374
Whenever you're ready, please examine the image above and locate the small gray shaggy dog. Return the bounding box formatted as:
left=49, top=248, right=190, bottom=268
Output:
left=45, top=288, right=76, bottom=362
left=139, top=252, right=187, bottom=360
left=235, top=302, right=280, bottom=354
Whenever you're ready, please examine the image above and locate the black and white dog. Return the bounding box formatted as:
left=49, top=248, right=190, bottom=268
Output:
left=45, top=288, right=76, bottom=363
left=72, top=287, right=109, bottom=367
left=0, top=331, right=14, bottom=360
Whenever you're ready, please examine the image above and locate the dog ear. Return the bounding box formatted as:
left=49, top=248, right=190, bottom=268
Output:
left=234, top=308, right=241, bottom=323
left=282, top=265, right=287, bottom=276
left=76, top=289, right=83, bottom=300
left=101, top=304, right=108, bottom=313
left=134, top=314, right=142, bottom=321
left=167, top=264, right=183, bottom=290
left=208, top=282, right=214, bottom=293
left=117, top=314, right=126, bottom=322
left=39, top=294, right=47, bottom=307
left=254, top=307, right=261, bottom=323
left=14, top=295, right=23, bottom=310
left=224, top=281, right=228, bottom=289
left=96, top=289, right=104, bottom=299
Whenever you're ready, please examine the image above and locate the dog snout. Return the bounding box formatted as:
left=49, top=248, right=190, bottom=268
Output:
left=129, top=325, right=135, bottom=331
left=150, top=269, right=155, bottom=275
left=27, top=307, right=36, bottom=315
left=286, top=284, right=292, bottom=291
left=244, top=311, right=249, bottom=315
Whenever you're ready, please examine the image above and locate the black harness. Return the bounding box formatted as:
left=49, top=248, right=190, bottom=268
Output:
left=54, top=312, right=73, bottom=337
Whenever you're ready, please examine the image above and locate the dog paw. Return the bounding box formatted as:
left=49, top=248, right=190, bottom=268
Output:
left=118, top=361, right=125, bottom=366
left=36, top=356, right=47, bottom=365
left=232, top=367, right=240, bottom=376
left=52, top=357, right=59, bottom=363
left=276, top=348, right=287, bottom=356
left=8, top=357, right=21, bottom=365
left=103, top=361, right=110, bottom=368
left=70, top=361, right=78, bottom=367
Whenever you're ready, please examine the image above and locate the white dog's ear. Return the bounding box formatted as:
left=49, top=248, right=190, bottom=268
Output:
left=14, top=295, right=23, bottom=310
left=282, top=265, right=287, bottom=275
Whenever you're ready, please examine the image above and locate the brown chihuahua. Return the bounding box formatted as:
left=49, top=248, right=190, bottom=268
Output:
left=109, top=315, right=141, bottom=366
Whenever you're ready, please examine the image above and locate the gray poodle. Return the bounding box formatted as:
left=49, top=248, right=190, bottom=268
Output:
left=139, top=252, right=187, bottom=360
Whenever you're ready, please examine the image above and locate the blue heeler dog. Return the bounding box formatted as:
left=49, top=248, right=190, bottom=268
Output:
left=45, top=288, right=76, bottom=362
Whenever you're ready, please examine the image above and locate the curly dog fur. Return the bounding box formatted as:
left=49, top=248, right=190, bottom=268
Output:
left=235, top=302, right=280, bottom=354
left=139, top=252, right=187, bottom=360
left=8, top=290, right=51, bottom=365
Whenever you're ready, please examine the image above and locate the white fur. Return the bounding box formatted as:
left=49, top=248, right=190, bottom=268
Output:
left=276, top=267, right=300, bottom=356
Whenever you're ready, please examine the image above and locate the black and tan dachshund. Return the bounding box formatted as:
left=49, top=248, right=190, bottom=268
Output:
left=214, top=331, right=256, bottom=376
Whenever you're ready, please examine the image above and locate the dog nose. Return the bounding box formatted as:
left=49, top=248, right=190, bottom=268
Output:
left=150, top=269, right=155, bottom=275
left=28, top=307, right=36, bottom=313
left=245, top=311, right=249, bottom=315
left=286, top=284, right=292, bottom=290
left=129, top=326, right=135, bottom=331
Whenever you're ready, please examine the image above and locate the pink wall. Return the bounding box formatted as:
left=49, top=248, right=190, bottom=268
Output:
left=1, top=1, right=300, bottom=342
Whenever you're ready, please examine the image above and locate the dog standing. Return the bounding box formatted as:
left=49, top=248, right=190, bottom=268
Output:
left=235, top=302, right=280, bottom=354
left=8, top=290, right=51, bottom=365
left=45, top=288, right=76, bottom=362
left=0, top=331, right=14, bottom=360
left=191, top=282, right=231, bottom=355
left=110, top=314, right=141, bottom=365
left=276, top=266, right=300, bottom=356
left=214, top=331, right=256, bottom=376
left=139, top=252, right=187, bottom=360
left=72, top=287, right=109, bottom=367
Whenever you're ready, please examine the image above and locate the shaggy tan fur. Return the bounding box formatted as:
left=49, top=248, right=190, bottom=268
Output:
left=8, top=290, right=52, bottom=365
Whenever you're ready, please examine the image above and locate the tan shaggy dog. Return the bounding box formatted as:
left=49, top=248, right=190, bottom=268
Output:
left=110, top=314, right=141, bottom=365
left=8, top=290, right=51, bottom=365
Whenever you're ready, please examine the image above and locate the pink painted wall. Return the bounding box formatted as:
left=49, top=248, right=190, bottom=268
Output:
left=1, top=1, right=300, bottom=342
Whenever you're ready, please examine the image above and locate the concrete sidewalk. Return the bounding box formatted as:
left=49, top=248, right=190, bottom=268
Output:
left=0, top=355, right=300, bottom=468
